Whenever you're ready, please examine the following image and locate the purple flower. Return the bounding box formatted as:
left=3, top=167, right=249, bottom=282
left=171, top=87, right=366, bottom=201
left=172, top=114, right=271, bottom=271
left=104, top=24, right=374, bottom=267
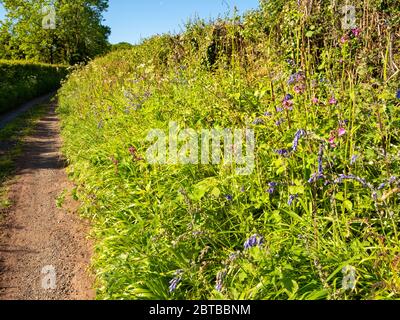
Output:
left=276, top=107, right=284, bottom=112
left=244, top=234, right=264, bottom=250
left=264, top=111, right=272, bottom=116
left=308, top=173, right=325, bottom=184
left=378, top=183, right=386, bottom=190
left=284, top=94, right=294, bottom=101
left=253, top=118, right=265, bottom=125
left=276, top=149, right=289, bottom=156
left=267, top=182, right=278, bottom=194
left=215, top=270, right=227, bottom=292
left=292, top=129, right=306, bottom=152
left=288, top=74, right=297, bottom=85
left=225, top=195, right=233, bottom=201
left=329, top=97, right=338, bottom=105
left=288, top=194, right=299, bottom=206
left=275, top=118, right=285, bottom=126
left=396, top=90, right=400, bottom=99
left=335, top=174, right=372, bottom=189
left=350, top=155, right=358, bottom=165
left=169, top=270, right=183, bottom=293
left=351, top=28, right=362, bottom=37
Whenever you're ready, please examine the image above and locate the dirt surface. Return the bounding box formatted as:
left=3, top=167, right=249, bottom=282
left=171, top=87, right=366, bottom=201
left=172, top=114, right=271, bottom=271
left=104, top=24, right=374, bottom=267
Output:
left=0, top=101, right=95, bottom=300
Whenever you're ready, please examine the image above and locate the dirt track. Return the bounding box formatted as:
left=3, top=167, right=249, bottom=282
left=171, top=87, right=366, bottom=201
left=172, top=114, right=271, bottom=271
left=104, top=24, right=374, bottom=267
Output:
left=0, top=101, right=94, bottom=300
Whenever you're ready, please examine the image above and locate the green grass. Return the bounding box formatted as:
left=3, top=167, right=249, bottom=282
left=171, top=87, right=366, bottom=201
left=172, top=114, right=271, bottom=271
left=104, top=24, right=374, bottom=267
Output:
left=58, top=0, right=400, bottom=300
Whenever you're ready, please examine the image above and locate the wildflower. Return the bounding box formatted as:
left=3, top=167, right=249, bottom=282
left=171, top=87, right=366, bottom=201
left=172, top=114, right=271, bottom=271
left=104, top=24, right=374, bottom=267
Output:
left=350, top=155, right=359, bottom=165
left=308, top=173, right=325, bottom=184
left=318, top=144, right=324, bottom=174
left=225, top=195, right=233, bottom=201
left=283, top=99, right=294, bottom=110
left=267, top=182, right=278, bottom=194
left=378, top=183, right=386, bottom=190
left=276, top=149, right=289, bottom=156
left=284, top=94, right=294, bottom=101
left=338, top=128, right=346, bottom=137
left=328, top=136, right=337, bottom=148
left=340, top=35, right=348, bottom=44
left=396, top=90, right=400, bottom=99
left=389, top=176, right=397, bottom=184
left=335, top=174, right=372, bottom=189
left=292, top=129, right=306, bottom=152
left=329, top=97, right=338, bottom=105
left=215, top=270, right=227, bottom=292
left=264, top=111, right=272, bottom=117
left=312, top=97, right=319, bottom=104
left=228, top=252, right=240, bottom=263
left=294, top=84, right=305, bottom=94
left=169, top=270, right=183, bottom=293
left=288, top=194, right=299, bottom=206
left=288, top=74, right=297, bottom=85
left=351, top=28, right=361, bottom=38
left=276, top=107, right=284, bottom=113
left=275, top=118, right=285, bottom=126
left=253, top=118, right=265, bottom=125
left=244, top=234, right=264, bottom=250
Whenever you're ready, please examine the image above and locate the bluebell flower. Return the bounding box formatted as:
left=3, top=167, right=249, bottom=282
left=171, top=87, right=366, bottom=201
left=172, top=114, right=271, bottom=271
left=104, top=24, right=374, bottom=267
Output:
left=335, top=174, right=372, bottom=189
left=378, top=183, right=386, bottom=190
left=253, top=118, right=265, bottom=125
left=225, top=195, right=233, bottom=201
left=267, top=182, right=278, bottom=194
left=276, top=149, right=289, bottom=156
left=215, top=270, right=227, bottom=292
left=350, top=155, right=358, bottom=165
left=169, top=270, right=183, bottom=293
left=244, top=234, right=264, bottom=250
left=318, top=147, right=324, bottom=175
left=276, top=107, right=284, bottom=112
left=292, top=129, right=306, bottom=152
left=288, top=74, right=296, bottom=85
left=396, top=90, right=400, bottom=99
left=264, top=111, right=272, bottom=117
left=275, top=118, right=285, bottom=126
left=284, top=94, right=294, bottom=101
left=288, top=194, right=299, bottom=206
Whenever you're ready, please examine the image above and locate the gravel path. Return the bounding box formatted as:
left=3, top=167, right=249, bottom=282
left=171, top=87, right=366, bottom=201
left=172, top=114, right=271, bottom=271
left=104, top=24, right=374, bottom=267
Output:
left=0, top=100, right=94, bottom=300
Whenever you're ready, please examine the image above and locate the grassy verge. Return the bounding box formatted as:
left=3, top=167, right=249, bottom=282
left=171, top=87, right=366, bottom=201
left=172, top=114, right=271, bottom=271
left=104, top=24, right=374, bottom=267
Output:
left=58, top=1, right=399, bottom=300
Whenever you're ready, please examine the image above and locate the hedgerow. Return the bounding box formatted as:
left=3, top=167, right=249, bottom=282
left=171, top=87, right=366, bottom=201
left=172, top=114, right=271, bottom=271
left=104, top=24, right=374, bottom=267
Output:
left=0, top=60, right=67, bottom=113
left=58, top=0, right=400, bottom=300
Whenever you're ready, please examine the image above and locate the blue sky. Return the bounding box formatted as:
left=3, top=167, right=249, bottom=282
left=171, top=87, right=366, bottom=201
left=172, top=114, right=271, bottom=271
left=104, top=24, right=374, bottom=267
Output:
left=0, top=0, right=260, bottom=44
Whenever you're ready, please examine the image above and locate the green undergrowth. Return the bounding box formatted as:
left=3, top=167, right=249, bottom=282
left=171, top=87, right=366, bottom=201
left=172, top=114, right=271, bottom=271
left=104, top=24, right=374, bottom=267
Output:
left=58, top=0, right=400, bottom=300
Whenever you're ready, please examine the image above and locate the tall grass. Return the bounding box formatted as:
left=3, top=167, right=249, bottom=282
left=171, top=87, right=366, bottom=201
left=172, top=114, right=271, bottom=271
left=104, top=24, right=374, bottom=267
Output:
left=58, top=0, right=400, bottom=300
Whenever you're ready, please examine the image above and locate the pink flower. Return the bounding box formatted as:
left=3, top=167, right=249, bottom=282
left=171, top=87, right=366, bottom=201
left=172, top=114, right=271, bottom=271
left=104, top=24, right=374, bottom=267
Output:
left=283, top=99, right=294, bottom=110
left=294, top=84, right=305, bottom=94
left=340, top=35, right=348, bottom=44
left=351, top=28, right=361, bottom=37
left=338, top=128, right=346, bottom=137
left=329, top=97, right=338, bottom=105
left=312, top=97, right=319, bottom=104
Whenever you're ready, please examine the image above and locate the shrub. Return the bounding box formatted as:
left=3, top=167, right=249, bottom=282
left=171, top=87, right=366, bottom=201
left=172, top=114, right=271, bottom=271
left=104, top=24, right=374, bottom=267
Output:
left=0, top=60, right=67, bottom=114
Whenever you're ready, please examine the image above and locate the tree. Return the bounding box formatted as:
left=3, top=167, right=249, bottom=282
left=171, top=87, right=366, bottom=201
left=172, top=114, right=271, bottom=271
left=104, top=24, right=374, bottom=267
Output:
left=0, top=0, right=111, bottom=64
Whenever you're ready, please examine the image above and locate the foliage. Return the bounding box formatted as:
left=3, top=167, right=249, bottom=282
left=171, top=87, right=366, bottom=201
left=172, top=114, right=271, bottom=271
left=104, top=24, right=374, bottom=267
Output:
left=0, top=0, right=110, bottom=65
left=58, top=0, right=400, bottom=300
left=0, top=59, right=67, bottom=113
